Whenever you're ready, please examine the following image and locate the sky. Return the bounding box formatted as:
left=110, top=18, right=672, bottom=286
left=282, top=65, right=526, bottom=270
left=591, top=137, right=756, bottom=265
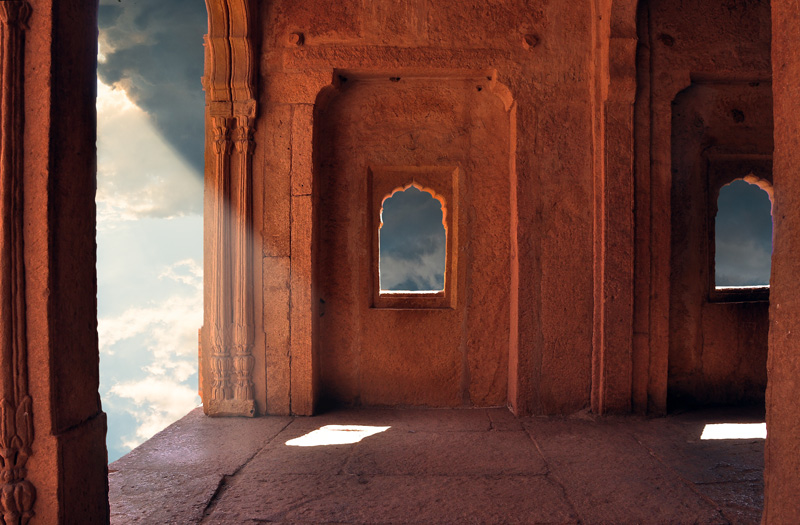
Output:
left=379, top=186, right=446, bottom=292
left=715, top=180, right=773, bottom=287
left=97, top=0, right=206, bottom=463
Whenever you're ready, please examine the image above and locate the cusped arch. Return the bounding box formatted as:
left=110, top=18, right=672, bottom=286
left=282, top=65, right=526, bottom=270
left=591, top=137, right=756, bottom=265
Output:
left=379, top=182, right=448, bottom=233
left=726, top=174, right=774, bottom=212
left=715, top=174, right=774, bottom=235
left=714, top=176, right=774, bottom=290
left=378, top=184, right=448, bottom=293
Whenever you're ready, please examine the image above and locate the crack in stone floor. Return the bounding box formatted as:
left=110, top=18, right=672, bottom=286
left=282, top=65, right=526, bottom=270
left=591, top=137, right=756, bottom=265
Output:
left=110, top=406, right=764, bottom=524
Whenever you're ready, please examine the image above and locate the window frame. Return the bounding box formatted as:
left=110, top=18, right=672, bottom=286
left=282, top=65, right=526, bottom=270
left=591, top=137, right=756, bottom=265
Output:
left=706, top=154, right=773, bottom=303
left=369, top=165, right=459, bottom=309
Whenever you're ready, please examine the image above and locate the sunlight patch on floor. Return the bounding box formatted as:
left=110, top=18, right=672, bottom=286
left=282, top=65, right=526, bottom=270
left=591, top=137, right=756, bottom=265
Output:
left=285, top=425, right=391, bottom=447
left=700, top=422, right=766, bottom=440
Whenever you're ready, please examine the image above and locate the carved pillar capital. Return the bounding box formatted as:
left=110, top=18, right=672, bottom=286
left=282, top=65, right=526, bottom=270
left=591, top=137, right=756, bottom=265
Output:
left=212, top=116, right=231, bottom=156
left=232, top=116, right=253, bottom=153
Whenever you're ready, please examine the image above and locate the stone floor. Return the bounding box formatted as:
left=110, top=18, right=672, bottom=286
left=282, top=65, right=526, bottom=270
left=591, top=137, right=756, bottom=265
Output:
left=109, top=406, right=765, bottom=524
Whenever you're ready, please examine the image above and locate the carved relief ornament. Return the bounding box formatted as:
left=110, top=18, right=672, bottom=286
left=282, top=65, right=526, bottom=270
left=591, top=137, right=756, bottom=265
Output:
left=0, top=1, right=35, bottom=522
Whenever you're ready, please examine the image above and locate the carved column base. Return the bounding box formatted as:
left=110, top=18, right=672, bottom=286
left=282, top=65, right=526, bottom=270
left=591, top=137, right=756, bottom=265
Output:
left=205, top=398, right=255, bottom=417
left=0, top=478, right=34, bottom=525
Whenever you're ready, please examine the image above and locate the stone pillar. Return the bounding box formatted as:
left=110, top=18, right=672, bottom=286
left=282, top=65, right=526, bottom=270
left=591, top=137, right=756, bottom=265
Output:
left=0, top=0, right=108, bottom=522
left=763, top=1, right=800, bottom=521
left=289, top=105, right=316, bottom=417
left=202, top=0, right=258, bottom=417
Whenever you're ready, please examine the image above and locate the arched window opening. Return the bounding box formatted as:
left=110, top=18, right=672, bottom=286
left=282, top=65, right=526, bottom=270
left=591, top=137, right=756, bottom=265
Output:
left=715, top=178, right=773, bottom=291
left=379, top=185, right=446, bottom=293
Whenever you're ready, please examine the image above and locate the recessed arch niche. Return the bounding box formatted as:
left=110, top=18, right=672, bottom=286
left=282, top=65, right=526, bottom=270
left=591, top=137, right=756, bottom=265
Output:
left=667, top=81, right=773, bottom=408
left=312, top=71, right=516, bottom=409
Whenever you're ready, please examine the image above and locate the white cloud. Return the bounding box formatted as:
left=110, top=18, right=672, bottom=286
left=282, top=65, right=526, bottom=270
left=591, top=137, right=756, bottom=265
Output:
left=100, top=259, right=201, bottom=366
left=100, top=258, right=203, bottom=452
left=97, top=0, right=207, bottom=173
left=110, top=376, right=200, bottom=449
left=379, top=239, right=446, bottom=291
left=100, top=274, right=201, bottom=357
left=96, top=79, right=203, bottom=223
left=716, top=236, right=772, bottom=286
left=159, top=258, right=203, bottom=288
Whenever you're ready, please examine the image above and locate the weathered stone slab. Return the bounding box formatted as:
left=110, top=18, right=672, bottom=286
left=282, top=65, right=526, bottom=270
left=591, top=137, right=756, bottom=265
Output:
left=110, top=407, right=765, bottom=524
left=523, top=418, right=728, bottom=524
left=109, top=408, right=291, bottom=524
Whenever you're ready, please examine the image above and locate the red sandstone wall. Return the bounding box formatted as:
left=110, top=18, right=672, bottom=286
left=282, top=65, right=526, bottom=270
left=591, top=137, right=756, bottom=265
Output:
left=256, top=0, right=597, bottom=414
left=640, top=0, right=772, bottom=411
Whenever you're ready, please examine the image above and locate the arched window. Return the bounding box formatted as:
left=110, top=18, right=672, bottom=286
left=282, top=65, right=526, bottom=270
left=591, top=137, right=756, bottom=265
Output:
left=378, top=185, right=446, bottom=293
left=714, top=178, right=773, bottom=292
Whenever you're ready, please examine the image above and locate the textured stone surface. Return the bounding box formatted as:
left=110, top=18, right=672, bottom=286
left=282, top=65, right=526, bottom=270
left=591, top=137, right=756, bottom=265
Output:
left=110, top=407, right=764, bottom=524
left=764, top=0, right=800, bottom=521
left=109, top=408, right=291, bottom=523
left=11, top=1, right=109, bottom=522
left=257, top=0, right=595, bottom=415
left=242, top=0, right=778, bottom=423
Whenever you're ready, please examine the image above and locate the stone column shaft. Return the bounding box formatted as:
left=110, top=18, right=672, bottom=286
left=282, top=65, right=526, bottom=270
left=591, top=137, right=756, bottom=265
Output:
left=0, top=3, right=35, bottom=522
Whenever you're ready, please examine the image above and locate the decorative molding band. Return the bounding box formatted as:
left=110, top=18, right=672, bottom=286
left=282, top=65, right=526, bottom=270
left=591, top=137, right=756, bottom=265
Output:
left=0, top=1, right=36, bottom=522
left=204, top=0, right=256, bottom=417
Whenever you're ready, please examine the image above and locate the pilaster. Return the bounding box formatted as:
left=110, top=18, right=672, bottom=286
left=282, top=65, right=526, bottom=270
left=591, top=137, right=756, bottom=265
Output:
left=203, top=0, right=258, bottom=417
left=0, top=2, right=35, bottom=521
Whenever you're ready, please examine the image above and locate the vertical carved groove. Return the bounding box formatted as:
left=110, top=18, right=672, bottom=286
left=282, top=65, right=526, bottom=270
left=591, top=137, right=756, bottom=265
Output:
left=231, top=115, right=255, bottom=401
left=0, top=1, right=35, bottom=522
left=205, top=0, right=231, bottom=104
left=210, top=116, right=232, bottom=402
